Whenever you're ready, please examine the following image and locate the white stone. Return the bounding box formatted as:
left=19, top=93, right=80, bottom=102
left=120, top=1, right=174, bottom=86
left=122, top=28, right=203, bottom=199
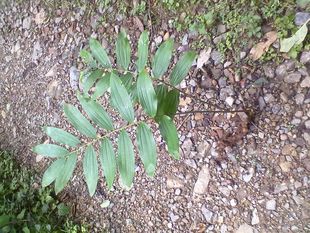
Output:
left=251, top=208, right=260, bottom=225
left=201, top=205, right=213, bottom=222
left=266, top=199, right=276, bottom=210
left=300, top=76, right=310, bottom=88
left=166, top=175, right=184, bottom=189
left=305, top=120, right=310, bottom=129
left=225, top=96, right=234, bottom=106
left=193, top=165, right=211, bottom=194
left=230, top=199, right=237, bottom=207
left=235, top=224, right=253, bottom=233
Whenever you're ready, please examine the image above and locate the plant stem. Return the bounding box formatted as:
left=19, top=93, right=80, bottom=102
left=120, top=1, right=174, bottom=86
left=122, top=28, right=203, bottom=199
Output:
left=175, top=109, right=246, bottom=115
left=65, top=120, right=146, bottom=157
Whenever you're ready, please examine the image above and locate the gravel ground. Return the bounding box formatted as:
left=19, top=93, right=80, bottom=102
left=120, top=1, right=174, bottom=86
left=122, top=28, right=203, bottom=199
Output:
left=0, top=1, right=309, bottom=232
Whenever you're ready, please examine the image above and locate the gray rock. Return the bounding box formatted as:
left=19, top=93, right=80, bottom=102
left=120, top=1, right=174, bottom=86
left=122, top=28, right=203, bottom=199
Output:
left=22, top=16, right=32, bottom=29
left=181, top=34, right=188, bottom=46
left=69, top=66, right=79, bottom=91
left=166, top=175, right=184, bottom=189
left=32, top=41, right=42, bottom=61
left=266, top=199, right=276, bottom=210
left=303, top=132, right=310, bottom=145
left=300, top=76, right=310, bottom=88
left=295, top=93, right=305, bottom=105
left=263, top=65, right=275, bottom=78
left=217, top=24, right=226, bottom=34
left=193, top=165, right=210, bottom=194
left=305, top=120, right=310, bottom=129
left=284, top=72, right=301, bottom=83
left=300, top=51, right=310, bottom=64
left=236, top=224, right=254, bottom=233
left=211, top=50, right=223, bottom=65
left=201, top=205, right=213, bottom=222
left=295, top=12, right=310, bottom=26
left=218, top=77, right=227, bottom=88
left=276, top=60, right=295, bottom=77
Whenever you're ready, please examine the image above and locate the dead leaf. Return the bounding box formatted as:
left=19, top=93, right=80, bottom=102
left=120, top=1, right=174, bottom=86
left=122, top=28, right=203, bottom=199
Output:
left=249, top=31, right=277, bottom=61
left=34, top=9, right=46, bottom=25
left=133, top=16, right=144, bottom=32
left=197, top=47, right=212, bottom=69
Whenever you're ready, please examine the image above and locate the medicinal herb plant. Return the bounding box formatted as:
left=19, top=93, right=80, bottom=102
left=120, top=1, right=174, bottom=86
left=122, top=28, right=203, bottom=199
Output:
left=33, top=29, right=196, bottom=196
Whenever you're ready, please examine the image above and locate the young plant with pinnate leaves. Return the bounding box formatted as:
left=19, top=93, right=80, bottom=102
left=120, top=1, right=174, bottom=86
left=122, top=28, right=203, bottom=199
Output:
left=33, top=29, right=196, bottom=196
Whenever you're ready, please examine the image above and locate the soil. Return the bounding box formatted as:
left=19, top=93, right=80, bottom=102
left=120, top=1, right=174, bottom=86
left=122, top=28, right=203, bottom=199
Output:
left=0, top=1, right=309, bottom=232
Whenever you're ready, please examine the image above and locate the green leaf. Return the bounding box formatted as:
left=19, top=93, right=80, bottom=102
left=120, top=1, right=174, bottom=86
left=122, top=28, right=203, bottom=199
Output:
left=0, top=215, right=11, bottom=228
left=136, top=31, right=149, bottom=72
left=99, top=138, right=116, bottom=190
left=170, top=51, right=196, bottom=86
left=63, top=103, right=97, bottom=138
left=93, top=73, right=110, bottom=99
left=129, top=82, right=138, bottom=104
left=162, top=89, right=179, bottom=118
left=118, top=130, right=135, bottom=188
left=158, top=115, right=179, bottom=159
left=80, top=49, right=95, bottom=67
left=55, top=153, right=77, bottom=194
left=137, top=123, right=157, bottom=177
left=83, top=145, right=99, bottom=196
left=121, top=73, right=133, bottom=91
left=110, top=73, right=135, bottom=122
left=89, top=38, right=111, bottom=68
left=44, top=127, right=80, bottom=147
left=57, top=203, right=70, bottom=216
left=280, top=20, right=309, bottom=53
left=152, top=38, right=174, bottom=78
left=83, top=70, right=104, bottom=93
left=137, top=70, right=158, bottom=117
left=77, top=93, right=114, bottom=131
left=155, top=84, right=168, bottom=117
left=42, top=158, right=65, bottom=187
left=116, top=29, right=131, bottom=70
left=32, top=144, right=69, bottom=158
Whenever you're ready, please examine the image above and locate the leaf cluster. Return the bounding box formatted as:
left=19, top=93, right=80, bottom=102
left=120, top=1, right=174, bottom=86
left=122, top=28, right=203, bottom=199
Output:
left=33, top=30, right=196, bottom=195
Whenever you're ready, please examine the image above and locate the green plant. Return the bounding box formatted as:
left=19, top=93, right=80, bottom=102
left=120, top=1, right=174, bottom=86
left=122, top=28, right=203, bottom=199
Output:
left=33, top=29, right=197, bottom=196
left=0, top=151, right=87, bottom=232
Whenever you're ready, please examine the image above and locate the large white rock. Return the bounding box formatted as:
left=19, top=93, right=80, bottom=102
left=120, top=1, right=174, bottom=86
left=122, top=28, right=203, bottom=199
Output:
left=193, top=165, right=211, bottom=194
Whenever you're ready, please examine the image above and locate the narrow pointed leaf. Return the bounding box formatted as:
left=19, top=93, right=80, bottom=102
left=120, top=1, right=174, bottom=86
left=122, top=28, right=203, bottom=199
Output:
left=89, top=38, right=111, bottom=68
left=159, top=115, right=179, bottom=159
left=152, top=39, right=174, bottom=78
left=77, top=93, right=114, bottom=131
left=42, top=158, right=65, bottom=187
left=116, top=29, right=131, bottom=70
left=110, top=73, right=135, bottom=122
left=129, top=83, right=138, bottom=104
left=136, top=31, right=149, bottom=72
left=162, top=89, right=179, bottom=118
left=55, top=153, right=77, bottom=194
left=170, top=51, right=196, bottom=86
left=93, top=73, right=110, bottom=99
left=83, top=70, right=104, bottom=93
left=80, top=49, right=96, bottom=67
left=63, top=104, right=97, bottom=138
left=155, top=84, right=168, bottom=117
left=118, top=130, right=135, bottom=188
left=99, top=138, right=116, bottom=190
left=83, top=145, right=99, bottom=196
left=44, top=127, right=80, bottom=147
left=137, top=123, right=157, bottom=177
left=121, top=73, right=133, bottom=91
left=137, top=70, right=158, bottom=117
left=32, top=144, right=69, bottom=158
